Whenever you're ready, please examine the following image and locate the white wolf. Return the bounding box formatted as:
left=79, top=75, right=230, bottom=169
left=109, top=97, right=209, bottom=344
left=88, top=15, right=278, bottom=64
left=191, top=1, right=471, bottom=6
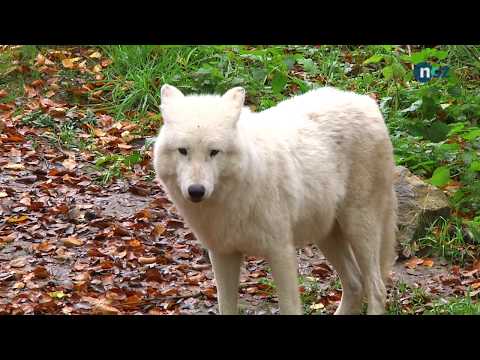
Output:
left=153, top=84, right=397, bottom=315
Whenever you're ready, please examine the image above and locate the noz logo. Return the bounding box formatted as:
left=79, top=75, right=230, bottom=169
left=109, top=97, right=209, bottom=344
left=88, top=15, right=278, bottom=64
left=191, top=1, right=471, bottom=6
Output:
left=414, top=62, right=449, bottom=83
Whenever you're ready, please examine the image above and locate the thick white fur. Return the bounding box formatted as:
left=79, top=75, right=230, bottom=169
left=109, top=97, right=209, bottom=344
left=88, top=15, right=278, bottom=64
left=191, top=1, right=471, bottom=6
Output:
left=153, top=84, right=397, bottom=315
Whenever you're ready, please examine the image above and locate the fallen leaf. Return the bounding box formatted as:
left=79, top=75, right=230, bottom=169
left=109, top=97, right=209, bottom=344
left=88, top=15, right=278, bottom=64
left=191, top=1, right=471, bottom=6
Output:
left=186, top=273, right=205, bottom=284
left=117, top=143, right=133, bottom=150
left=93, top=303, right=121, bottom=315
left=145, top=269, right=163, bottom=282
left=0, top=89, right=8, bottom=98
left=93, top=128, right=106, bottom=137
left=101, top=59, right=112, bottom=67
left=35, top=53, right=46, bottom=66
left=74, top=272, right=91, bottom=282
left=62, top=157, right=77, bottom=171
left=62, top=58, right=75, bottom=69
left=31, top=79, right=45, bottom=87
left=312, top=263, right=333, bottom=277
left=0, top=191, right=8, bottom=198
left=19, top=197, right=31, bottom=206
left=3, top=163, right=25, bottom=171
left=10, top=257, right=27, bottom=268
left=33, top=266, right=49, bottom=279
left=151, top=224, right=166, bottom=239
left=310, top=303, right=325, bottom=311
left=13, top=282, right=25, bottom=289
left=89, top=51, right=102, bottom=59
left=48, top=107, right=67, bottom=117
left=62, top=236, right=84, bottom=247
left=138, top=256, right=157, bottom=265
left=473, top=260, right=480, bottom=271
left=6, top=215, right=29, bottom=223
left=200, top=288, right=217, bottom=299
left=113, top=224, right=131, bottom=236
left=49, top=291, right=66, bottom=299
left=422, top=259, right=434, bottom=267
left=0, top=233, right=16, bottom=243
left=24, top=85, right=37, bottom=98
left=128, top=239, right=141, bottom=248
left=405, top=257, right=424, bottom=269
left=129, top=185, right=149, bottom=196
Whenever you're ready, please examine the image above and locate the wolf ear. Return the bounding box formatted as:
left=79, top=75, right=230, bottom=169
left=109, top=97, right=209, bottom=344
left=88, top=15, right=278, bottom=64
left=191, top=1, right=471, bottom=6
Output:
left=222, top=87, right=245, bottom=109
left=161, top=84, right=184, bottom=104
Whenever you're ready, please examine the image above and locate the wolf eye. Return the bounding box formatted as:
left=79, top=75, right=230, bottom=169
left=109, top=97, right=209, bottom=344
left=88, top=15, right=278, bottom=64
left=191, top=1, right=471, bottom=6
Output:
left=178, top=148, right=188, bottom=156
left=210, top=150, right=220, bottom=158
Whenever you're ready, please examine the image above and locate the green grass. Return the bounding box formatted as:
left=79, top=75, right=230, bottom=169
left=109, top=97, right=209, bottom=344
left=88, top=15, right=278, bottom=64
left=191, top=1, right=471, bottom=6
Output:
left=94, top=150, right=146, bottom=185
left=387, top=281, right=432, bottom=315
left=426, top=294, right=480, bottom=315
left=416, top=217, right=480, bottom=264
left=387, top=280, right=480, bottom=315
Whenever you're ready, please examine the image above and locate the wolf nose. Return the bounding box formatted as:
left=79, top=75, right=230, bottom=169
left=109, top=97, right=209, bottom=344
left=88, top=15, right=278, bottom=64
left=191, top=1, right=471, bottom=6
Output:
left=188, top=184, right=206, bottom=202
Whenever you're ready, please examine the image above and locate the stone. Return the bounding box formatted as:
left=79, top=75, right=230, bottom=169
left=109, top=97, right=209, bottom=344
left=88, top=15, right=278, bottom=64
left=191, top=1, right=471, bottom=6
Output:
left=394, top=166, right=451, bottom=259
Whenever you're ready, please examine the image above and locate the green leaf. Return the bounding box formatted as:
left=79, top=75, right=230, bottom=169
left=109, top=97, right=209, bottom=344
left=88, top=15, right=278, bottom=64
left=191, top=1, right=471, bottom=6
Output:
left=392, top=63, right=406, bottom=78
left=271, top=71, right=288, bottom=94
left=447, top=85, right=462, bottom=97
left=447, top=122, right=466, bottom=136
left=437, top=143, right=460, bottom=153
left=410, top=52, right=428, bottom=64
left=382, top=65, right=394, bottom=80
left=297, top=58, right=318, bottom=75
left=95, top=156, right=109, bottom=167
left=420, top=96, right=439, bottom=118
left=429, top=166, right=450, bottom=187
left=123, top=151, right=143, bottom=166
left=283, top=56, right=296, bottom=70
left=463, top=129, right=480, bottom=141
left=363, top=54, right=384, bottom=65
left=425, top=121, right=450, bottom=142
left=432, top=50, right=448, bottom=60
left=469, top=161, right=480, bottom=172
left=251, top=68, right=267, bottom=82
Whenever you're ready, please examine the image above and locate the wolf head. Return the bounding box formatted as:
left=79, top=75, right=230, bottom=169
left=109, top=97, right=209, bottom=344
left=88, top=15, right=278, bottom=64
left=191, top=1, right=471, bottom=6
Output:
left=153, top=84, right=247, bottom=203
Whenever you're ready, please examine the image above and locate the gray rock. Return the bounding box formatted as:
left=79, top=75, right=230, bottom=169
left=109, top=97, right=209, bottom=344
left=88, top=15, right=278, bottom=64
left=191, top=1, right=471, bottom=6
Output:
left=394, top=166, right=451, bottom=259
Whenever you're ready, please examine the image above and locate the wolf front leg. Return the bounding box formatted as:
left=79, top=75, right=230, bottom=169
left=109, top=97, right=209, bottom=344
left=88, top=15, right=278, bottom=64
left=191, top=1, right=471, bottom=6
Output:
left=268, top=247, right=303, bottom=315
left=209, top=250, right=242, bottom=315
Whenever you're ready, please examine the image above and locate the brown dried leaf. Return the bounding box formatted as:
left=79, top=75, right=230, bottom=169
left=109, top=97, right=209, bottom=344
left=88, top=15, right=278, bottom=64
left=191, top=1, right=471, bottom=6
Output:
left=3, top=163, right=25, bottom=171
left=24, top=85, right=37, bottom=98
left=62, top=157, right=77, bottom=171
left=6, top=215, right=29, bottom=223
left=0, top=233, right=16, bottom=243
left=405, top=257, right=424, bottom=269
left=93, top=303, right=121, bottom=315
left=33, top=266, right=49, bottom=279
left=422, top=259, right=434, bottom=267
left=62, top=236, right=84, bottom=247
left=138, top=256, right=157, bottom=265
left=10, top=257, right=27, bottom=268
left=62, top=58, right=75, bottom=69
left=89, top=51, right=102, bottom=59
